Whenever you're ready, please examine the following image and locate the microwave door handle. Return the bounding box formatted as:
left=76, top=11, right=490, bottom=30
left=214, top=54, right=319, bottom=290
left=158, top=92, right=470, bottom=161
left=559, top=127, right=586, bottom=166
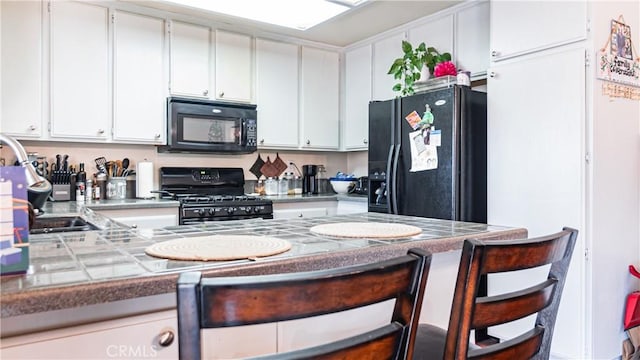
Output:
left=240, top=119, right=247, bottom=145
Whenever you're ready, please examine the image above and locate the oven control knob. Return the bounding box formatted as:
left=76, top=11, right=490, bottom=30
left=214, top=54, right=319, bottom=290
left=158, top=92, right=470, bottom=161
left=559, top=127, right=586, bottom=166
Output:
left=227, top=207, right=234, bottom=215
left=195, top=209, right=206, bottom=216
left=245, top=207, right=253, bottom=213
left=208, top=208, right=215, bottom=215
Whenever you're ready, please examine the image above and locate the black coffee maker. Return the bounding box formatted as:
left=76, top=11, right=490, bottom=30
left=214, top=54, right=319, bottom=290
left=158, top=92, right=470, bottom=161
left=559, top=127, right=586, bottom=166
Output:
left=302, top=165, right=318, bottom=194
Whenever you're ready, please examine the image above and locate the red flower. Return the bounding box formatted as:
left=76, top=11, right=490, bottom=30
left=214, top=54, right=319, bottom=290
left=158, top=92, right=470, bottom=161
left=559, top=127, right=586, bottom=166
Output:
left=434, top=61, right=457, bottom=77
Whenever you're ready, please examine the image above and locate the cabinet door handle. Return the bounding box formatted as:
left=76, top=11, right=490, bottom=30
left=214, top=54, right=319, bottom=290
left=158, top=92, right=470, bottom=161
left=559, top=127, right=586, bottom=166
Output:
left=306, top=139, right=310, bottom=145
left=155, top=134, right=161, bottom=139
left=98, top=129, right=105, bottom=135
left=363, top=139, right=368, bottom=144
left=489, top=71, right=496, bottom=78
left=260, top=139, right=264, bottom=144
left=203, top=89, right=209, bottom=96
left=29, top=125, right=37, bottom=131
left=491, top=50, right=498, bottom=57
left=157, top=330, right=175, bottom=347
left=298, top=213, right=303, bottom=218
left=218, top=91, right=224, bottom=97
left=131, top=224, right=138, bottom=229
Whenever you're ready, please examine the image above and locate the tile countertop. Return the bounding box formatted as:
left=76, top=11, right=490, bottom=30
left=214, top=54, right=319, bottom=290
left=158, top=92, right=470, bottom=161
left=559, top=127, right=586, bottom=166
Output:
left=1, top=210, right=526, bottom=324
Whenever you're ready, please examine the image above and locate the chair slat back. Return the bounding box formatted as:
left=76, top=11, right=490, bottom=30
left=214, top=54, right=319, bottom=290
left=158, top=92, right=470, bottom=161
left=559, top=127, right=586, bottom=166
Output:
left=177, top=248, right=432, bottom=360
left=444, top=227, right=578, bottom=360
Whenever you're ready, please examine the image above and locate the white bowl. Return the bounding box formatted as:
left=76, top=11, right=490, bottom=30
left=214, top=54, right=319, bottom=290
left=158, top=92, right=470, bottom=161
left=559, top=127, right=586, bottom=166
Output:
left=330, top=179, right=355, bottom=194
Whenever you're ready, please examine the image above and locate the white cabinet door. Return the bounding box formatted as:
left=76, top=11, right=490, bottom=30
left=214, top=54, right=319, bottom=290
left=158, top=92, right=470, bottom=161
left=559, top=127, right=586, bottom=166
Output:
left=490, top=1, right=587, bottom=61
left=272, top=200, right=337, bottom=219
left=0, top=0, right=42, bottom=138
left=215, top=30, right=252, bottom=103
left=301, top=47, right=339, bottom=150
left=408, top=14, right=454, bottom=64
left=1, top=310, right=178, bottom=360
left=455, top=2, right=489, bottom=77
left=372, top=33, right=405, bottom=101
left=344, top=45, right=371, bottom=150
left=487, top=47, right=584, bottom=356
left=170, top=21, right=210, bottom=98
left=255, top=38, right=299, bottom=148
left=93, top=207, right=179, bottom=229
left=113, top=11, right=166, bottom=144
left=50, top=1, right=110, bottom=140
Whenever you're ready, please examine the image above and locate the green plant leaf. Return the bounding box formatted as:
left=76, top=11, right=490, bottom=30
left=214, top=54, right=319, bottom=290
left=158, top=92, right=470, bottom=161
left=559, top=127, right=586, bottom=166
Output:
left=392, top=83, right=401, bottom=91
left=401, top=40, right=412, bottom=54
left=441, top=53, right=452, bottom=62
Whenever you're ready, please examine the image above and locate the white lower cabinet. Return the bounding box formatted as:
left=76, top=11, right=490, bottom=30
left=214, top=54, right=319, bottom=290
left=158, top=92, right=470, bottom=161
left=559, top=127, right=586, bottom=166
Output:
left=1, top=310, right=178, bottom=360
left=272, top=201, right=337, bottom=219
left=336, top=199, right=367, bottom=215
left=92, top=207, right=178, bottom=229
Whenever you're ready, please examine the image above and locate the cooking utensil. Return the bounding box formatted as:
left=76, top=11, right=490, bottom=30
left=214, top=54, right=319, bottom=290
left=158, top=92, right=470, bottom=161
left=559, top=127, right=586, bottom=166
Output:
left=62, top=154, right=68, bottom=171
left=115, top=160, right=123, bottom=176
left=95, top=157, right=107, bottom=173
left=121, top=158, right=129, bottom=175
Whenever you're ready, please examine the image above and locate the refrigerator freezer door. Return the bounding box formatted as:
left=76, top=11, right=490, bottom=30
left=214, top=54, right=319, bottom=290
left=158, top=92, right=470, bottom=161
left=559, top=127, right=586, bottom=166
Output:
left=368, top=99, right=396, bottom=213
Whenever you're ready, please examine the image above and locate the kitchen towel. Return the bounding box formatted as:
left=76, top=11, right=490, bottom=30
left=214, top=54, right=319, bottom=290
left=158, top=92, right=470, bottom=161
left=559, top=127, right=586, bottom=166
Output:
left=136, top=161, right=154, bottom=199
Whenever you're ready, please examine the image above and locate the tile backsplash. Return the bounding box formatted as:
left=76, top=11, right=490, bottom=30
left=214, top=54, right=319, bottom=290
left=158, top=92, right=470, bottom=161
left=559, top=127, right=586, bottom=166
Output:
left=1, top=141, right=367, bottom=191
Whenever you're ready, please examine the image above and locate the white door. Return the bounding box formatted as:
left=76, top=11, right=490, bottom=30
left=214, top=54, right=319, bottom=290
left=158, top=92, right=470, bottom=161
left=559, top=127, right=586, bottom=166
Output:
left=487, top=46, right=585, bottom=358
left=490, top=1, right=587, bottom=61
left=0, top=0, right=42, bottom=138
left=372, top=33, right=405, bottom=101
left=215, top=30, right=252, bottom=103
left=344, top=45, right=371, bottom=150
left=455, top=2, right=490, bottom=77
left=300, top=47, right=339, bottom=150
left=255, top=38, right=299, bottom=148
left=113, top=11, right=166, bottom=144
left=50, top=1, right=110, bottom=140
left=170, top=21, right=210, bottom=98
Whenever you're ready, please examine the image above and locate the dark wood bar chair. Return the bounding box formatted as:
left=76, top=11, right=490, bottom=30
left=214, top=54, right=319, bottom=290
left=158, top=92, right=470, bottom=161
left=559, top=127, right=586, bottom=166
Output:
left=413, top=227, right=578, bottom=360
left=177, top=248, right=432, bottom=360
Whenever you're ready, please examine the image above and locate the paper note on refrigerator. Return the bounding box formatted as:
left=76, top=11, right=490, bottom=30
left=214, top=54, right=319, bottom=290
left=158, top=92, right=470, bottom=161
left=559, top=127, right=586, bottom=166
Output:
left=409, top=130, right=438, bottom=172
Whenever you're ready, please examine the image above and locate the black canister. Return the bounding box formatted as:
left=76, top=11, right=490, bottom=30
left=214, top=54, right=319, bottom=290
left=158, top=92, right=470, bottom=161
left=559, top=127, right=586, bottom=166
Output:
left=302, top=165, right=318, bottom=194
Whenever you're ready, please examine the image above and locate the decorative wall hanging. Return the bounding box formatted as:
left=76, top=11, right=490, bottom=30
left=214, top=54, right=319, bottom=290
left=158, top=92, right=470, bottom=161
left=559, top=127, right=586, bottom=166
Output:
left=597, top=15, right=640, bottom=90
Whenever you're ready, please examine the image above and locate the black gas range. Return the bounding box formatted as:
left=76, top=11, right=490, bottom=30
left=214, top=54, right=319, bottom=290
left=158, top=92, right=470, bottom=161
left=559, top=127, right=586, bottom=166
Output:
left=159, top=167, right=273, bottom=225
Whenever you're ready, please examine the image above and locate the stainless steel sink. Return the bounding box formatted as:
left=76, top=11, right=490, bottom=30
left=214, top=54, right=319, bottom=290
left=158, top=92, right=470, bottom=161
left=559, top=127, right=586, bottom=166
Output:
left=30, top=216, right=100, bottom=234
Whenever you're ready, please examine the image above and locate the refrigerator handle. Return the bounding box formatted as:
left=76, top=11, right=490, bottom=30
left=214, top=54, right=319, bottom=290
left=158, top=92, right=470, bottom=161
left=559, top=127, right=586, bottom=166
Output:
left=391, top=144, right=401, bottom=214
left=385, top=144, right=394, bottom=214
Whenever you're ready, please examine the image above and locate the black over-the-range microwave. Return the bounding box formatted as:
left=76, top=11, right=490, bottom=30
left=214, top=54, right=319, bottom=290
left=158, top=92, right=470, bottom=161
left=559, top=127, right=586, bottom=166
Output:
left=158, top=97, right=258, bottom=154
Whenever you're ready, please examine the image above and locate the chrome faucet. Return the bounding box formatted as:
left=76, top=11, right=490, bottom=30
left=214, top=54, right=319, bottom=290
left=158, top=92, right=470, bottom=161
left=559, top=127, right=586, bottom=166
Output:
left=0, top=133, right=52, bottom=208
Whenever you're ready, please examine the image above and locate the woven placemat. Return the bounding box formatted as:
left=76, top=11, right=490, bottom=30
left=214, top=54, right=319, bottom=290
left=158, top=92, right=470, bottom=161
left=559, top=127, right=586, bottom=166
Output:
left=145, top=235, right=292, bottom=261
left=309, top=222, right=422, bottom=239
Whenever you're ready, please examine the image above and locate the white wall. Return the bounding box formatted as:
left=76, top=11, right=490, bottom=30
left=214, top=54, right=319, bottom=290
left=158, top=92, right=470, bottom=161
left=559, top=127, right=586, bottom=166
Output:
left=589, top=2, right=640, bottom=358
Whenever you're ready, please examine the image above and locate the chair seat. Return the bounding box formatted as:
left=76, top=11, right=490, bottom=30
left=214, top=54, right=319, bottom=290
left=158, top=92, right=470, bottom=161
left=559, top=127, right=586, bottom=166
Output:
left=413, top=324, right=447, bottom=360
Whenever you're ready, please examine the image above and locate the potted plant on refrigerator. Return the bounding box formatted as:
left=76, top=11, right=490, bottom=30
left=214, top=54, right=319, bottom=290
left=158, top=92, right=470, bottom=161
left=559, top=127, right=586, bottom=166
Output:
left=388, top=40, right=454, bottom=96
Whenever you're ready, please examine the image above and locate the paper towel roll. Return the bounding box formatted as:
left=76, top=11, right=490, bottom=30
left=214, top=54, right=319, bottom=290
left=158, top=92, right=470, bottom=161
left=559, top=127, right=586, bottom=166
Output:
left=136, top=161, right=154, bottom=199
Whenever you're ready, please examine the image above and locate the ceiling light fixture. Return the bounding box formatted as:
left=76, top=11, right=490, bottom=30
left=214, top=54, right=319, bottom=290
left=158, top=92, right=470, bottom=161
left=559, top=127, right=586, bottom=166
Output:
left=163, top=0, right=367, bottom=30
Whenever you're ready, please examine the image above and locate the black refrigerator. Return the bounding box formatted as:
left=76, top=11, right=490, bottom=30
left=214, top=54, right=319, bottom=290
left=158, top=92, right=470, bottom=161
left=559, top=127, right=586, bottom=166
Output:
left=368, top=85, right=487, bottom=223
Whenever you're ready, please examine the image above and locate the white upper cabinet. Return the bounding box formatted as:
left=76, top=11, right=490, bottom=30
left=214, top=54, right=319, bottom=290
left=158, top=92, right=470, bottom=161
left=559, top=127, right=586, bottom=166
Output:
left=344, top=45, right=372, bottom=150
left=372, top=33, right=405, bottom=101
left=408, top=14, right=454, bottom=62
left=301, top=47, right=339, bottom=150
left=490, top=1, right=587, bottom=61
left=0, top=0, right=42, bottom=138
left=215, top=30, right=252, bottom=103
left=255, top=38, right=299, bottom=148
left=455, top=2, right=489, bottom=77
left=50, top=1, right=110, bottom=140
left=170, top=21, right=210, bottom=98
left=113, top=11, right=166, bottom=144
